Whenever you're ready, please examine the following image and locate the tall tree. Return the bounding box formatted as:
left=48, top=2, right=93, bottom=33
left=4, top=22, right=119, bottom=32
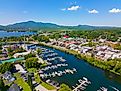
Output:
left=59, top=84, right=72, bottom=91
left=0, top=78, right=5, bottom=90
left=27, top=74, right=33, bottom=91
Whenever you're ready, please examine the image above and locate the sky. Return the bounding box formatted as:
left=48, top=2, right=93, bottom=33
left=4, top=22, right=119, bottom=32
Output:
left=0, top=0, right=121, bottom=26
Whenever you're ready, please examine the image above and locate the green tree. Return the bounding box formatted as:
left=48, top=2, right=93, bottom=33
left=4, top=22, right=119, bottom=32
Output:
left=37, top=48, right=42, bottom=54
left=25, top=57, right=39, bottom=69
left=0, top=63, right=13, bottom=73
left=28, top=74, right=33, bottom=91
left=0, top=77, right=5, bottom=91
left=25, top=53, right=36, bottom=59
left=59, top=84, right=72, bottom=91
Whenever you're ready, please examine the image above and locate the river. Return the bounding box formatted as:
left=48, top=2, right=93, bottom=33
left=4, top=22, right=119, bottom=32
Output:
left=40, top=46, right=121, bottom=91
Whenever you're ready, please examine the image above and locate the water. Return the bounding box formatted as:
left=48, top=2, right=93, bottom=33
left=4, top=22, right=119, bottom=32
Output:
left=41, top=46, right=121, bottom=91
left=0, top=31, right=36, bottom=38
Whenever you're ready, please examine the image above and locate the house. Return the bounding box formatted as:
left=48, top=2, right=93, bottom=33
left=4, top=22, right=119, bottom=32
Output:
left=0, top=53, right=8, bottom=61
left=63, top=35, right=69, bottom=38
left=22, top=44, right=36, bottom=51
left=3, top=45, right=20, bottom=51
left=96, top=46, right=108, bottom=51
left=14, top=64, right=27, bottom=73
left=103, top=53, right=112, bottom=60
left=3, top=71, right=15, bottom=82
left=99, top=39, right=106, bottom=43
left=21, top=73, right=28, bottom=82
left=13, top=51, right=31, bottom=58
left=80, top=47, right=93, bottom=54
left=112, top=53, right=121, bottom=59
left=8, top=84, right=20, bottom=91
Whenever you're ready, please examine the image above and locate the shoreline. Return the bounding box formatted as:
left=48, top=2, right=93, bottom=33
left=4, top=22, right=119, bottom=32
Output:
left=38, top=42, right=121, bottom=76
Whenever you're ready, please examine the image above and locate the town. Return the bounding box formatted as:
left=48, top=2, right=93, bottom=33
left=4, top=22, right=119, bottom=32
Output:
left=1, top=0, right=121, bottom=90
left=0, top=29, right=121, bottom=91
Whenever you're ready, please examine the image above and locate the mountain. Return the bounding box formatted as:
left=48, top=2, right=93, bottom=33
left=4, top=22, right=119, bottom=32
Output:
left=0, top=21, right=118, bottom=31
left=0, top=25, right=5, bottom=30
left=74, top=25, right=113, bottom=30
left=5, top=21, right=60, bottom=30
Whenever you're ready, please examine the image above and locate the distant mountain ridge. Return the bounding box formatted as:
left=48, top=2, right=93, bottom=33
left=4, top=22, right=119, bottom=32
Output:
left=0, top=21, right=118, bottom=31
left=6, top=21, right=60, bottom=28
left=0, top=25, right=5, bottom=30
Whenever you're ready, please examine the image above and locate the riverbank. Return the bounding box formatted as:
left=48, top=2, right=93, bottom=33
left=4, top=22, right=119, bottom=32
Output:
left=38, top=42, right=121, bottom=76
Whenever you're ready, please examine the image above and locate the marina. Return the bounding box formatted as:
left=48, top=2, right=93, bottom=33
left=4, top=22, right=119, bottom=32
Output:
left=73, top=77, right=91, bottom=91
left=41, top=63, right=68, bottom=71
left=38, top=46, right=121, bottom=91
left=40, top=68, right=77, bottom=78
left=39, top=47, right=66, bottom=62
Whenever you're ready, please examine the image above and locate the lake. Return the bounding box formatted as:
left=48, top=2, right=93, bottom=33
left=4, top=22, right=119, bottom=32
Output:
left=0, top=31, right=36, bottom=38
left=40, top=46, right=121, bottom=91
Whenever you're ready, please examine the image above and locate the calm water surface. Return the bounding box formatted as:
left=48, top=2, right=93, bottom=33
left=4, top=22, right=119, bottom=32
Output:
left=42, top=46, right=121, bottom=91
left=0, top=31, right=36, bottom=38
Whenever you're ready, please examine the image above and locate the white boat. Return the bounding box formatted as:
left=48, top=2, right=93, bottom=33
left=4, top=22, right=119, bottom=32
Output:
left=110, top=86, right=119, bottom=91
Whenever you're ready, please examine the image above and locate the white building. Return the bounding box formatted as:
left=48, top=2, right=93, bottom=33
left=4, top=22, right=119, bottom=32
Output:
left=13, top=51, right=31, bottom=58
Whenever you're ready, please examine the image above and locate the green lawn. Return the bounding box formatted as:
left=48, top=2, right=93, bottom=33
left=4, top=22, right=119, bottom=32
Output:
left=14, top=73, right=31, bottom=91
left=34, top=73, right=41, bottom=83
left=27, top=68, right=37, bottom=73
left=14, top=73, right=21, bottom=78
left=34, top=73, right=55, bottom=90
left=40, top=63, right=48, bottom=68
left=14, top=78, right=32, bottom=91
left=41, top=82, right=55, bottom=90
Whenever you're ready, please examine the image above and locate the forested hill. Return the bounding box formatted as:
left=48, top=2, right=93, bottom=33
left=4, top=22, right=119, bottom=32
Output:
left=0, top=21, right=119, bottom=31
left=0, top=25, right=5, bottom=30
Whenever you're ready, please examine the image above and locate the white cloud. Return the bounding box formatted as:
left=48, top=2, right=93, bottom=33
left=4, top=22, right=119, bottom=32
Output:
left=61, top=5, right=80, bottom=11
left=67, top=5, right=80, bottom=11
left=109, top=8, right=121, bottom=13
left=88, top=9, right=99, bottom=14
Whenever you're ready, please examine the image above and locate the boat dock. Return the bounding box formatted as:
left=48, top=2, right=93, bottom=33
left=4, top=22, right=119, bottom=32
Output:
left=97, top=87, right=108, bottom=91
left=46, top=79, right=60, bottom=89
left=41, top=63, right=68, bottom=71
left=44, top=53, right=58, bottom=58
left=45, top=56, right=66, bottom=62
left=73, top=77, right=91, bottom=91
left=39, top=47, right=67, bottom=62
left=40, top=68, right=77, bottom=78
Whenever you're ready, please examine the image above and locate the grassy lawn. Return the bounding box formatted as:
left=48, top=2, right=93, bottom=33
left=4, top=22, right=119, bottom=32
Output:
left=27, top=68, right=37, bottom=73
left=3, top=79, right=12, bottom=87
left=41, top=82, right=55, bottom=90
left=14, top=73, right=21, bottom=78
left=34, top=73, right=55, bottom=90
left=14, top=78, right=31, bottom=91
left=34, top=73, right=41, bottom=83
left=14, top=73, right=31, bottom=91
left=40, top=63, right=48, bottom=68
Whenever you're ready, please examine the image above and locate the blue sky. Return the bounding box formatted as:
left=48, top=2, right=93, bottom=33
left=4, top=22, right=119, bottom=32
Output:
left=0, top=0, right=121, bottom=26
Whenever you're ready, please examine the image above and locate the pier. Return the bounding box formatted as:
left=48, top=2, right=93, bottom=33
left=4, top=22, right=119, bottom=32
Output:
left=73, top=77, right=91, bottom=91
left=46, top=79, right=60, bottom=89
left=40, top=68, right=77, bottom=78
left=44, top=53, right=58, bottom=58
left=45, top=57, right=66, bottom=62
left=97, top=87, right=108, bottom=91
left=41, top=63, right=68, bottom=71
